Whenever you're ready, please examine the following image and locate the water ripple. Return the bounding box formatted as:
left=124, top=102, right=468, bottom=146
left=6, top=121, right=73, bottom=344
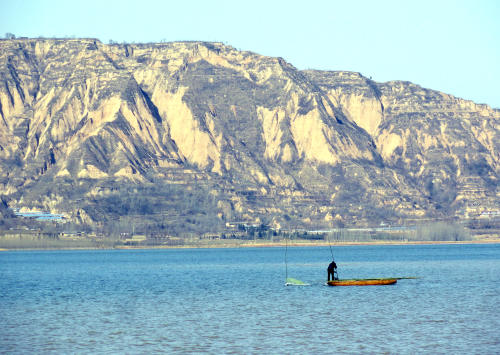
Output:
left=1, top=244, right=499, bottom=354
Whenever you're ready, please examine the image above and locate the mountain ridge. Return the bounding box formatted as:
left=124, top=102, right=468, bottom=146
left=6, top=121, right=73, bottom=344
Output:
left=0, top=38, right=498, bottom=236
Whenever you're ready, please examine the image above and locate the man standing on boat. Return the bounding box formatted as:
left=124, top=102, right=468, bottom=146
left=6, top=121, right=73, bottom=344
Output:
left=327, top=260, right=338, bottom=281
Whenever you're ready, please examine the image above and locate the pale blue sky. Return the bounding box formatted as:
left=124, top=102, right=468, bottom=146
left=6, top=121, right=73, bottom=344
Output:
left=1, top=0, right=499, bottom=108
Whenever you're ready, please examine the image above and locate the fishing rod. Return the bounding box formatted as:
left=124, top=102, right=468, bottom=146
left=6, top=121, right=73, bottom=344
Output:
left=284, top=231, right=309, bottom=286
left=327, top=229, right=339, bottom=280
left=328, top=232, right=335, bottom=260
left=284, top=233, right=288, bottom=281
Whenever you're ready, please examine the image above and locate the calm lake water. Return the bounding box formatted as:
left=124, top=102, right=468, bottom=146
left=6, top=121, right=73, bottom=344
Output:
left=1, top=244, right=499, bottom=354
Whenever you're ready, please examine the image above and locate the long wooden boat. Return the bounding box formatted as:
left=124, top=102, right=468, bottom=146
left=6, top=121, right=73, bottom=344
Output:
left=327, top=278, right=397, bottom=286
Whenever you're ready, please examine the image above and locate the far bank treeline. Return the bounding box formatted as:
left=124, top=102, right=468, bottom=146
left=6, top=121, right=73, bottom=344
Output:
left=0, top=181, right=494, bottom=249
left=0, top=213, right=478, bottom=250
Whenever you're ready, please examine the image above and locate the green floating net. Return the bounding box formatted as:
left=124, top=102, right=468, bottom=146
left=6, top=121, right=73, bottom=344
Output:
left=285, top=277, right=309, bottom=286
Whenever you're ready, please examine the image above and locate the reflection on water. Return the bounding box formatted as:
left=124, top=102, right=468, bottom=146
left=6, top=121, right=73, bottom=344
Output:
left=1, top=244, right=499, bottom=354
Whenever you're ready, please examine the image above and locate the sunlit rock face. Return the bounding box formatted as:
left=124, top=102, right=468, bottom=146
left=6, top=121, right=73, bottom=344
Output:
left=305, top=70, right=499, bottom=218
left=0, top=38, right=498, bottom=230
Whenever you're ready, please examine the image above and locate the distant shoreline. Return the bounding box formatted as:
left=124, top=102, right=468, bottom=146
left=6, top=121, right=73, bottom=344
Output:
left=121, top=238, right=500, bottom=250
left=1, top=238, right=499, bottom=251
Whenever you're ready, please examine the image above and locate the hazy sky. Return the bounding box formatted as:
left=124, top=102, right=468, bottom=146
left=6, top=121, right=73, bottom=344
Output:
left=1, top=0, right=499, bottom=108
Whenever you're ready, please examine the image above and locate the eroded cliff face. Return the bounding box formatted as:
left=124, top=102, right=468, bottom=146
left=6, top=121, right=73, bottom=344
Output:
left=0, top=38, right=498, bottom=231
left=306, top=70, right=499, bottom=216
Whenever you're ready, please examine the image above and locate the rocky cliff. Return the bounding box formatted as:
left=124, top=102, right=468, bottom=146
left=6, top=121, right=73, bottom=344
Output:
left=0, top=38, right=498, bottom=234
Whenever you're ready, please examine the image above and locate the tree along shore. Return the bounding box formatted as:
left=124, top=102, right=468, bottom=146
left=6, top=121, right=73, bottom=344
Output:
left=2, top=219, right=498, bottom=250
